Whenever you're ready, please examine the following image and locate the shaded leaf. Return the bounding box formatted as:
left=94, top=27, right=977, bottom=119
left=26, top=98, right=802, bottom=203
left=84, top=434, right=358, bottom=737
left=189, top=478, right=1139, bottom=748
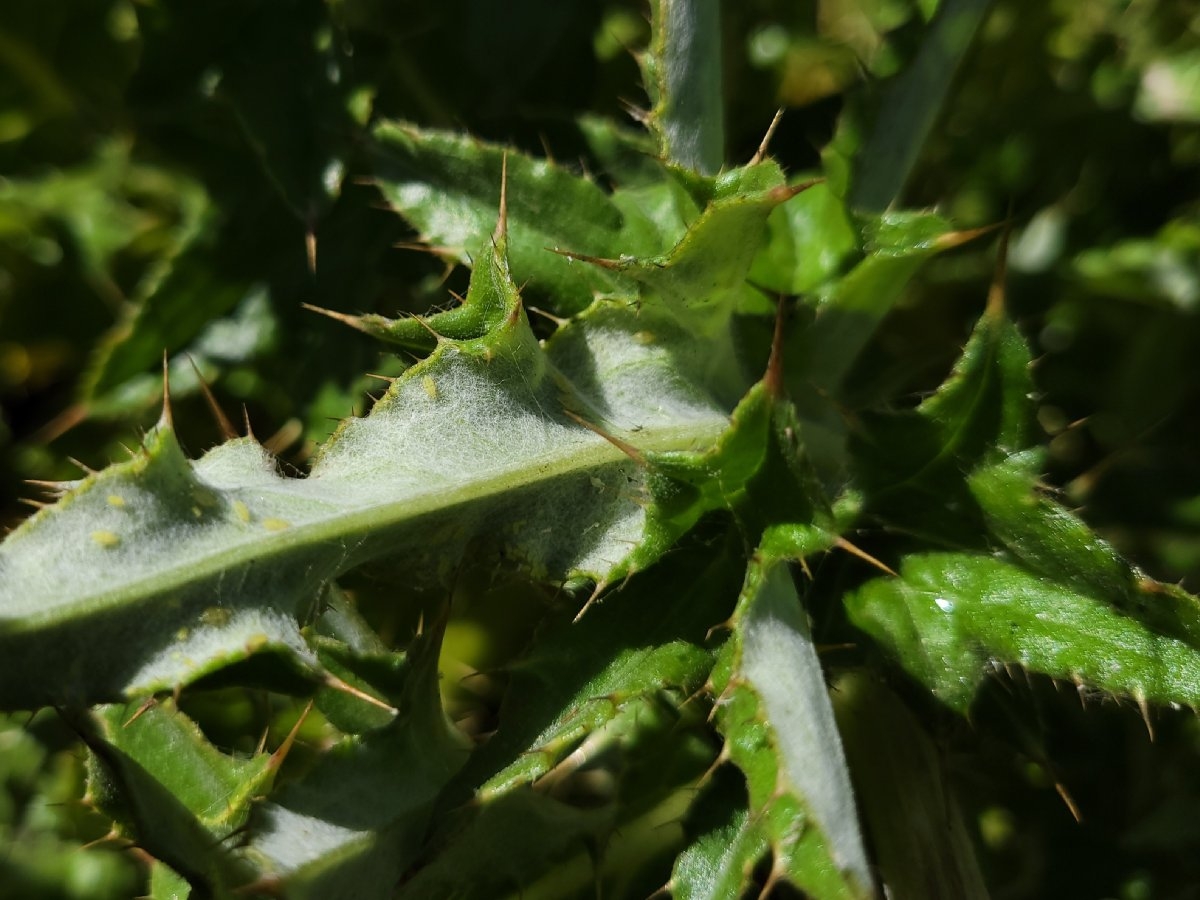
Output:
left=833, top=672, right=987, bottom=900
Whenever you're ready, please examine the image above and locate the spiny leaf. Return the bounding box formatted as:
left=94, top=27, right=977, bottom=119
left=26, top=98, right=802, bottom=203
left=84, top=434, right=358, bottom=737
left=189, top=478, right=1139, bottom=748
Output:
left=371, top=122, right=664, bottom=314
left=78, top=697, right=272, bottom=893
left=851, top=280, right=1034, bottom=545
left=147, top=860, right=192, bottom=900
left=750, top=177, right=859, bottom=296
left=367, top=128, right=799, bottom=339
left=401, top=535, right=739, bottom=898
left=845, top=552, right=1200, bottom=713
left=710, top=556, right=874, bottom=899
left=468, top=535, right=739, bottom=798
left=576, top=162, right=800, bottom=335
left=969, top=452, right=1200, bottom=648
left=0, top=214, right=735, bottom=710
left=794, top=210, right=972, bottom=397
left=668, top=805, right=768, bottom=900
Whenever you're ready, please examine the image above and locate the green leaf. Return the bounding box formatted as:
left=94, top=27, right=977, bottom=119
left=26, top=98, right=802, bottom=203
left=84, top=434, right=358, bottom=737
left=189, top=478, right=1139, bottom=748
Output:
left=401, top=534, right=739, bottom=898
left=86, top=284, right=276, bottom=417
left=640, top=0, right=725, bottom=174
left=79, top=698, right=272, bottom=892
left=242, top=614, right=467, bottom=899
left=147, top=861, right=192, bottom=900
left=845, top=553, right=1200, bottom=712
left=0, top=221, right=735, bottom=709
left=371, top=123, right=653, bottom=314
left=749, top=178, right=859, bottom=296
left=600, top=162, right=796, bottom=335
left=711, top=556, right=873, bottom=899
left=669, top=805, right=768, bottom=900
left=851, top=289, right=1035, bottom=544
left=793, top=211, right=963, bottom=397
left=969, top=452, right=1200, bottom=647
left=473, top=535, right=737, bottom=797
left=841, top=0, right=997, bottom=211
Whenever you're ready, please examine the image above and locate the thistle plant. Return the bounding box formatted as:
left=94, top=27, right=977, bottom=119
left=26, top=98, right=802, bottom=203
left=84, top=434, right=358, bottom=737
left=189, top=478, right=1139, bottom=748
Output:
left=1, top=2, right=1198, bottom=898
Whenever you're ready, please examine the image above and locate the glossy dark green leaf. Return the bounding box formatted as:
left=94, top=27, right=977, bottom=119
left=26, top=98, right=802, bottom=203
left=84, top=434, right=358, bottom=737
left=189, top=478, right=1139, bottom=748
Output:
left=846, top=552, right=1200, bottom=712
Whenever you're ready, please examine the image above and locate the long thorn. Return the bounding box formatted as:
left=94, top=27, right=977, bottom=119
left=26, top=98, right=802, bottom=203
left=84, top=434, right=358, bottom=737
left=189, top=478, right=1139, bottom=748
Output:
left=160, top=351, right=174, bottom=430
left=67, top=456, right=96, bottom=475
left=751, top=108, right=785, bottom=166
left=1055, top=780, right=1084, bottom=823
left=562, top=410, right=645, bottom=465
left=573, top=580, right=608, bottom=623
left=123, top=697, right=158, bottom=728
left=985, top=221, right=1012, bottom=320
left=834, top=536, right=897, bottom=577
left=187, top=356, right=237, bottom=440
left=268, top=700, right=313, bottom=771
left=322, top=673, right=397, bottom=715
left=494, top=151, right=509, bottom=244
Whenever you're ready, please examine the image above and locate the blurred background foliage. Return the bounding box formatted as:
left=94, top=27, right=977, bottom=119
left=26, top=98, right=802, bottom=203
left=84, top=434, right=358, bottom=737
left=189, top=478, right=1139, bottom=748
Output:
left=0, top=0, right=1198, bottom=897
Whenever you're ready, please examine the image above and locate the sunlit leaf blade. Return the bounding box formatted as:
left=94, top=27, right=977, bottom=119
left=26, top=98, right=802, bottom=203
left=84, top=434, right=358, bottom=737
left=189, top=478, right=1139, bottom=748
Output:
left=0, top=220, right=733, bottom=710
left=147, top=861, right=191, bottom=900
left=750, top=178, right=859, bottom=296
left=845, top=553, right=1200, bottom=712
left=712, top=557, right=874, bottom=899
left=833, top=672, right=988, bottom=900
left=601, top=162, right=796, bottom=334
left=668, top=805, right=769, bottom=900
